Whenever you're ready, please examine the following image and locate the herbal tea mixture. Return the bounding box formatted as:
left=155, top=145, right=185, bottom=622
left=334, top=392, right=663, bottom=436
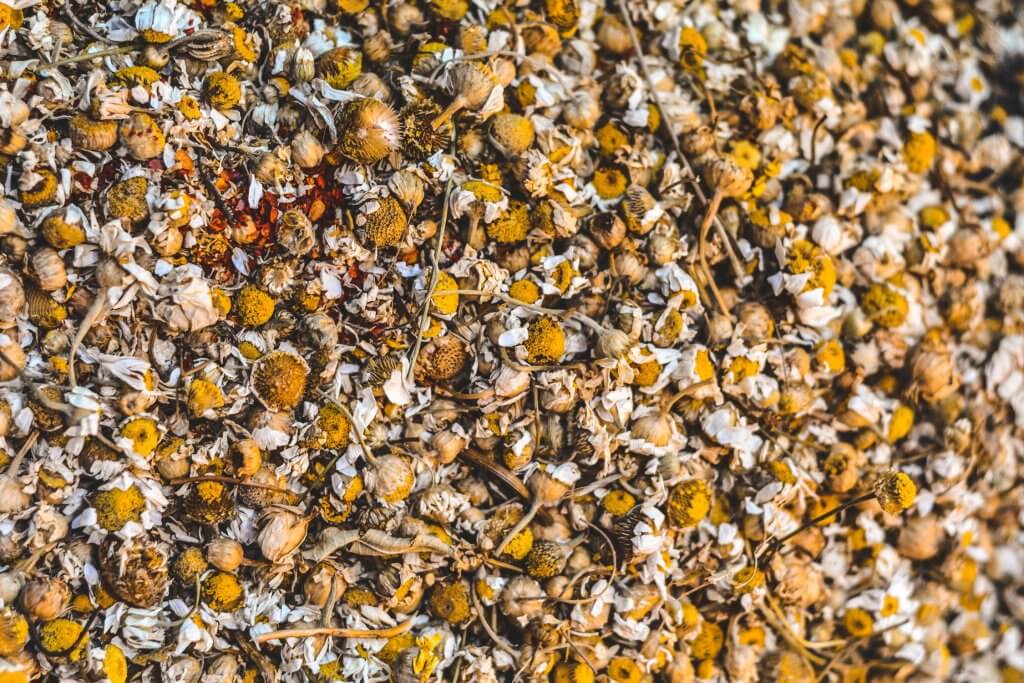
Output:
left=0, top=0, right=1022, bottom=681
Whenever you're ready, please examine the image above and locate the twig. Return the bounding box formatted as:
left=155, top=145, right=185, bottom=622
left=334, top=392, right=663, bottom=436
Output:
left=407, top=145, right=458, bottom=382
left=458, top=448, right=529, bottom=500
left=68, top=289, right=110, bottom=388
left=254, top=617, right=415, bottom=643
left=471, top=581, right=520, bottom=657
left=5, top=432, right=40, bottom=477
left=169, top=475, right=292, bottom=494
left=331, top=399, right=378, bottom=466
left=613, top=0, right=745, bottom=281
left=757, top=491, right=873, bottom=559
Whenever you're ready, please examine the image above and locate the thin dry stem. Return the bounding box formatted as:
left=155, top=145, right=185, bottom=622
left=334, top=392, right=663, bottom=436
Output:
left=254, top=617, right=415, bottom=643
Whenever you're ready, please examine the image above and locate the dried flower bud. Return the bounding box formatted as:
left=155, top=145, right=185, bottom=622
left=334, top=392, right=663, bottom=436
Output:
left=20, top=576, right=68, bottom=621
left=909, top=331, right=960, bottom=405
left=254, top=152, right=287, bottom=185
left=897, top=515, right=943, bottom=560
left=258, top=507, right=311, bottom=563
left=563, top=90, right=601, bottom=130
left=206, top=538, right=244, bottom=572
left=667, top=479, right=711, bottom=528
left=631, top=410, right=673, bottom=447
left=431, top=429, right=466, bottom=464
left=704, top=157, right=753, bottom=198
left=338, top=98, right=401, bottom=164
left=304, top=562, right=347, bottom=607
left=31, top=248, right=67, bottom=292
left=366, top=454, right=415, bottom=503
left=587, top=212, right=626, bottom=250
left=119, top=112, right=165, bottom=160
left=290, top=131, right=324, bottom=168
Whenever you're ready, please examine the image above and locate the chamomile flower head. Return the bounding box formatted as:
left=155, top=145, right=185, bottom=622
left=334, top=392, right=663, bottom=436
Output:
left=874, top=471, right=917, bottom=514
left=134, top=0, right=200, bottom=44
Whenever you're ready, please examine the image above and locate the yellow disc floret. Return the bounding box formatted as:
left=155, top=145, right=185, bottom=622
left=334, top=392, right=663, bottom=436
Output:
left=815, top=339, right=845, bottom=373
left=316, top=403, right=351, bottom=449
left=0, top=609, right=28, bottom=657
left=592, top=167, right=628, bottom=200
left=362, top=197, right=408, bottom=248
left=679, top=27, right=708, bottom=71
left=204, top=72, right=242, bottom=110
left=94, top=485, right=146, bottom=532
left=874, top=471, right=917, bottom=514
left=608, top=657, right=643, bottom=683
left=887, top=404, right=914, bottom=443
left=173, top=547, right=208, bottom=584
left=509, top=279, right=540, bottom=304
left=41, top=213, right=87, bottom=249
left=690, top=621, right=723, bottom=659
left=177, top=95, right=202, bottom=120
left=21, top=169, right=59, bottom=209
left=318, top=47, right=362, bottom=89
left=103, top=644, right=128, bottom=683
left=524, top=317, right=566, bottom=365
left=121, top=417, right=159, bottom=456
left=487, top=200, right=530, bottom=243
left=903, top=131, right=937, bottom=174
left=787, top=239, right=836, bottom=297
left=188, top=379, right=225, bottom=418
left=38, top=619, right=88, bottom=661
left=184, top=481, right=236, bottom=525
left=106, top=177, right=150, bottom=225
left=252, top=350, right=309, bottom=410
left=431, top=271, right=460, bottom=316
left=861, top=283, right=909, bottom=329
left=202, top=571, right=244, bottom=612
left=667, top=479, right=711, bottom=528
left=843, top=608, right=874, bottom=637
left=427, top=580, right=471, bottom=623
left=233, top=285, right=275, bottom=327
left=113, top=66, right=161, bottom=89
left=602, top=490, right=636, bottom=516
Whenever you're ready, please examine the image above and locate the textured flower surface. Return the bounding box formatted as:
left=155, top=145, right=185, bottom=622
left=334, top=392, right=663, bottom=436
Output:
left=0, top=0, right=1022, bottom=681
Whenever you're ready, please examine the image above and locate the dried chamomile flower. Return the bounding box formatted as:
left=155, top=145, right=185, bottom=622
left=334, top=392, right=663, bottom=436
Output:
left=201, top=572, right=244, bottom=612
left=318, top=47, right=363, bottom=89
left=873, top=471, right=917, bottom=515
left=359, top=196, right=408, bottom=248
left=204, top=72, right=242, bottom=110
left=667, top=479, right=711, bottom=528
left=252, top=350, right=308, bottom=410
left=860, top=283, right=909, bottom=329
left=524, top=317, right=565, bottom=365
left=93, top=485, right=146, bottom=532
left=337, top=98, right=401, bottom=164
left=427, top=580, right=471, bottom=623
left=184, top=481, right=236, bottom=525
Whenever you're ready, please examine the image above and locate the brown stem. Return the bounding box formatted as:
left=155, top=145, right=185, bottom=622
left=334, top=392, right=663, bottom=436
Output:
left=253, top=617, right=415, bottom=643
left=760, top=491, right=874, bottom=557
left=36, top=45, right=138, bottom=70
left=169, top=475, right=291, bottom=494
left=407, top=172, right=456, bottom=382
left=5, top=432, right=39, bottom=477
left=698, top=190, right=730, bottom=319
left=493, top=499, right=541, bottom=557
left=471, top=581, right=520, bottom=657
left=458, top=448, right=529, bottom=500
left=68, top=289, right=109, bottom=388
left=432, top=96, right=466, bottom=130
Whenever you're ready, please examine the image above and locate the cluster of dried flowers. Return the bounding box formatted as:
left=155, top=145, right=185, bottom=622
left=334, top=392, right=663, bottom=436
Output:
left=0, top=0, right=1023, bottom=680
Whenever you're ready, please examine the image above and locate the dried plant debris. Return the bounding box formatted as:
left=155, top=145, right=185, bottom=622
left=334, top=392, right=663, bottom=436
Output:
left=0, top=0, right=1023, bottom=681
